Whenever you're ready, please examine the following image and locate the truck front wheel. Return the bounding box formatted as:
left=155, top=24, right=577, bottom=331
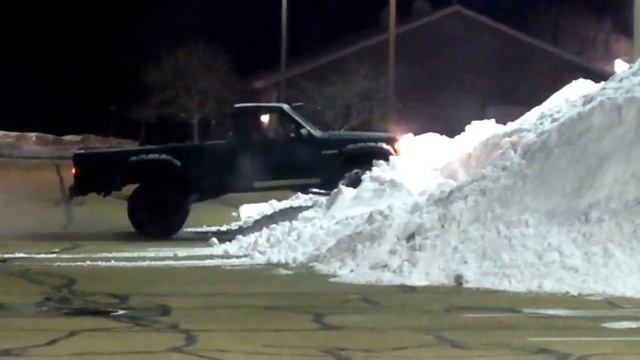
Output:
left=339, top=158, right=376, bottom=188
left=340, top=168, right=366, bottom=188
left=127, top=185, right=190, bottom=239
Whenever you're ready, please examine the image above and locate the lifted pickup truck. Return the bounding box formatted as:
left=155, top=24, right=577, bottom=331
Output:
left=70, top=103, right=398, bottom=238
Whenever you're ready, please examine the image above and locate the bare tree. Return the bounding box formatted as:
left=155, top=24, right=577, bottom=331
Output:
left=291, top=63, right=386, bottom=131
left=136, top=41, right=240, bottom=143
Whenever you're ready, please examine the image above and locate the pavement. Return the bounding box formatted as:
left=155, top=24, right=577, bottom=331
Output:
left=3, top=238, right=640, bottom=359
left=2, top=159, right=640, bottom=359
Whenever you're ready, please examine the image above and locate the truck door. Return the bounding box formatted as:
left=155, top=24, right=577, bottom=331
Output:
left=229, top=109, right=272, bottom=190
left=261, top=109, right=322, bottom=182
left=231, top=108, right=323, bottom=190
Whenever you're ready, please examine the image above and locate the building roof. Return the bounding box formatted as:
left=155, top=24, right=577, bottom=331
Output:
left=251, top=5, right=612, bottom=89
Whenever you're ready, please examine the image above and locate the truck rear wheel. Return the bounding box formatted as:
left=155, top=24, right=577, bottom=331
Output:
left=127, top=185, right=190, bottom=239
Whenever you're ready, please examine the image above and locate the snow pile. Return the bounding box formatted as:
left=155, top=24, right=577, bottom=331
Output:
left=0, top=131, right=134, bottom=158
left=211, top=62, right=640, bottom=297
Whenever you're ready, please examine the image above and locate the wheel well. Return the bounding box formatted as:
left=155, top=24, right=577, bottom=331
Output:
left=125, top=159, right=187, bottom=190
left=340, top=147, right=392, bottom=170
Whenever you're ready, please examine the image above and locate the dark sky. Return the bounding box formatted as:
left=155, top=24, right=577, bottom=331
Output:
left=0, top=0, right=633, bottom=137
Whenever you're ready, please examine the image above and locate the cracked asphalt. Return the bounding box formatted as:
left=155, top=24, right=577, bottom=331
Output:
left=2, top=159, right=640, bottom=359
left=3, top=238, right=640, bottom=359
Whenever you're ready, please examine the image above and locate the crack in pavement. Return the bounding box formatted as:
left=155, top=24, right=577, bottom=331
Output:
left=0, top=259, right=633, bottom=359
left=321, top=347, right=352, bottom=360
left=395, top=285, right=418, bottom=294
left=498, top=343, right=578, bottom=360
left=0, top=327, right=117, bottom=357
left=311, top=312, right=341, bottom=331
left=444, top=305, right=522, bottom=314
left=1, top=268, right=218, bottom=360
left=265, top=341, right=443, bottom=359
left=359, top=296, right=381, bottom=307
left=575, top=353, right=640, bottom=360
left=605, top=298, right=630, bottom=309
left=532, top=347, right=574, bottom=360
left=430, top=331, right=470, bottom=350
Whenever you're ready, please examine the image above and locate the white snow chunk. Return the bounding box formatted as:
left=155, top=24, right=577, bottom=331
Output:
left=602, top=321, right=640, bottom=329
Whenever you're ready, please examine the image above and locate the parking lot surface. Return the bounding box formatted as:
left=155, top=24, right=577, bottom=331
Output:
left=2, top=238, right=640, bottom=359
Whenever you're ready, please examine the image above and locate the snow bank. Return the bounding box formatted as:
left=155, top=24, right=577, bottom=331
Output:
left=0, top=131, right=134, bottom=158
left=211, top=61, right=640, bottom=297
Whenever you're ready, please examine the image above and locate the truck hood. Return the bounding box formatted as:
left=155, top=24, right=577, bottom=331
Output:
left=317, top=130, right=395, bottom=143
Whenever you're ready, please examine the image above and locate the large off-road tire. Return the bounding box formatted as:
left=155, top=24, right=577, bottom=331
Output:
left=339, top=168, right=366, bottom=188
left=338, top=159, right=374, bottom=188
left=127, top=184, right=190, bottom=239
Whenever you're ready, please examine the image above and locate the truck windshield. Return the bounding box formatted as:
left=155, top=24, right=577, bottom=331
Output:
left=288, top=106, right=330, bottom=132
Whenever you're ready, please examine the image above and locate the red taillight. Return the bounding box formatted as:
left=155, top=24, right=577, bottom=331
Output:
left=71, top=167, right=77, bottom=176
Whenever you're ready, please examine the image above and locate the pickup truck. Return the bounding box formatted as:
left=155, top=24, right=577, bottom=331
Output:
left=69, top=103, right=398, bottom=238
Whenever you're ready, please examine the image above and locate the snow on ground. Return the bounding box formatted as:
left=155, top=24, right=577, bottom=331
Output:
left=210, top=61, right=640, bottom=298
left=602, top=321, right=640, bottom=329
left=0, top=131, right=134, bottom=158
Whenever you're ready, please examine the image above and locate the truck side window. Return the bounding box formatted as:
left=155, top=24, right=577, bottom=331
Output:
left=260, top=112, right=302, bottom=140
left=259, top=112, right=286, bottom=139
left=232, top=109, right=301, bottom=142
left=231, top=111, right=265, bottom=142
left=246, top=114, right=267, bottom=140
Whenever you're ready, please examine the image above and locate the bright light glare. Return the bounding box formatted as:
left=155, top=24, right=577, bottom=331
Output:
left=388, top=121, right=507, bottom=194
left=260, top=114, right=270, bottom=126
left=394, top=133, right=413, bottom=155
left=614, top=59, right=630, bottom=74
left=395, top=121, right=504, bottom=164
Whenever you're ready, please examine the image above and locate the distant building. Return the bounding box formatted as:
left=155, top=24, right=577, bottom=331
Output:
left=250, top=5, right=612, bottom=136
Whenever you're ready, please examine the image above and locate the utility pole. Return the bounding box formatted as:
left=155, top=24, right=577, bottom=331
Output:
left=280, top=0, right=288, bottom=102
left=387, top=0, right=397, bottom=121
left=635, top=0, right=639, bottom=60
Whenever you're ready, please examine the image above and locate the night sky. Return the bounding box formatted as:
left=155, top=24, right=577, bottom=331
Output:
left=0, top=0, right=633, bottom=138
